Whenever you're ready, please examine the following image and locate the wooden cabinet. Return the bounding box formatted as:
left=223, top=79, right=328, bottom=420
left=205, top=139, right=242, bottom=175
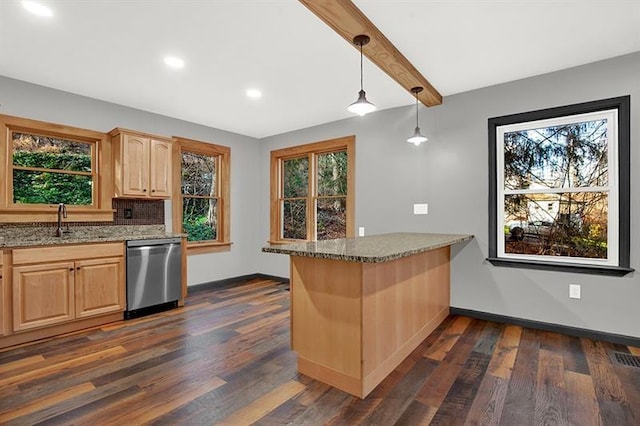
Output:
left=121, top=134, right=148, bottom=196
left=13, top=262, right=75, bottom=331
left=0, top=251, right=9, bottom=336
left=10, top=243, right=124, bottom=333
left=75, top=257, right=124, bottom=318
left=149, top=139, right=172, bottom=197
left=109, top=128, right=173, bottom=199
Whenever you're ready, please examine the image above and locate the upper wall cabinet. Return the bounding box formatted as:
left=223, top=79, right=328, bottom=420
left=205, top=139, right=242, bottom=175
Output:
left=109, top=128, right=173, bottom=199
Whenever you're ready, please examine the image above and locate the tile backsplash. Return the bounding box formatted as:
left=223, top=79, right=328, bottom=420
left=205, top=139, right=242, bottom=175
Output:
left=112, top=199, right=164, bottom=225
left=0, top=199, right=165, bottom=227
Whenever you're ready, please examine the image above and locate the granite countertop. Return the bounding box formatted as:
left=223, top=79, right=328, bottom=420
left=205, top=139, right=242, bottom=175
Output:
left=0, top=225, right=185, bottom=248
left=262, top=232, right=474, bottom=263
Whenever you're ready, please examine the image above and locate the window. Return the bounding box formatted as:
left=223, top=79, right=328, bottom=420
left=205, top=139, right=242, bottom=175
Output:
left=270, top=136, right=354, bottom=242
left=488, top=96, right=632, bottom=275
left=12, top=132, right=94, bottom=205
left=172, top=137, right=230, bottom=254
left=0, top=114, right=112, bottom=222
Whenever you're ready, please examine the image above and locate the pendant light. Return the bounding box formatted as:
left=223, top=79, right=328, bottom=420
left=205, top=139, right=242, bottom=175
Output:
left=407, top=86, right=428, bottom=146
left=348, top=35, right=376, bottom=116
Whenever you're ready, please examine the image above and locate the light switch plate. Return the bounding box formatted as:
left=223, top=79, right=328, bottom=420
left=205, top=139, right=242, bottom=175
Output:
left=413, top=203, right=428, bottom=215
left=569, top=284, right=581, bottom=299
left=358, top=227, right=365, bottom=237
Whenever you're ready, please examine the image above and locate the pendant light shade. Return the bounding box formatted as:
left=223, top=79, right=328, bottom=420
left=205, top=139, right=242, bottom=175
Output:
left=348, top=89, right=376, bottom=116
left=348, top=35, right=376, bottom=116
left=407, top=86, right=428, bottom=146
left=407, top=127, right=428, bottom=146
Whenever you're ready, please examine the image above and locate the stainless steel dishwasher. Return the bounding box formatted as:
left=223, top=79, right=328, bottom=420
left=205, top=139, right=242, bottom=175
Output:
left=125, top=238, right=182, bottom=319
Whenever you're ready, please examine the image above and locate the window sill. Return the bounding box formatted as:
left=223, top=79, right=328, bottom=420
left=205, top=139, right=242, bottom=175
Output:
left=186, top=241, right=232, bottom=255
left=267, top=240, right=307, bottom=245
left=0, top=208, right=115, bottom=223
left=486, top=257, right=634, bottom=277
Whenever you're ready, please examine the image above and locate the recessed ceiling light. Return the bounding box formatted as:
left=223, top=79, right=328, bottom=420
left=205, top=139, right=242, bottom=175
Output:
left=163, top=56, right=184, bottom=69
left=22, top=1, right=53, bottom=17
left=246, top=89, right=262, bottom=99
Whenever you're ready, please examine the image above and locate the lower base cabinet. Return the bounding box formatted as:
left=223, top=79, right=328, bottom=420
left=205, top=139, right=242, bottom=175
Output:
left=13, top=261, right=76, bottom=331
left=3, top=242, right=125, bottom=346
left=75, top=257, right=124, bottom=319
left=0, top=251, right=8, bottom=336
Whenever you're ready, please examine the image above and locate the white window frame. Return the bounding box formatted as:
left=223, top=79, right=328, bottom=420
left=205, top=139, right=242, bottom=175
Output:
left=496, top=109, right=619, bottom=266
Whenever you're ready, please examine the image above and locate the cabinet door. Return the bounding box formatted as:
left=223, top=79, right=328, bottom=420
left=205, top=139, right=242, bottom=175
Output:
left=13, top=262, right=75, bottom=332
left=0, top=252, right=6, bottom=336
left=149, top=139, right=172, bottom=198
left=122, top=135, right=150, bottom=197
left=75, top=257, right=124, bottom=318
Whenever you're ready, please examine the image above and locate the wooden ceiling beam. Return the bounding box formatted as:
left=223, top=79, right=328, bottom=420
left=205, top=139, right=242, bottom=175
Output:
left=299, top=0, right=442, bottom=107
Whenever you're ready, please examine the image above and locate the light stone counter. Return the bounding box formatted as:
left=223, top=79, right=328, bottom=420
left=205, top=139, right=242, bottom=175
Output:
left=0, top=224, right=185, bottom=248
left=262, top=232, right=474, bottom=263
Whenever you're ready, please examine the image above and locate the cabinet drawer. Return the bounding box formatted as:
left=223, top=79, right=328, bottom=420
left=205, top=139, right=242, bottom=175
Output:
left=13, top=243, right=124, bottom=265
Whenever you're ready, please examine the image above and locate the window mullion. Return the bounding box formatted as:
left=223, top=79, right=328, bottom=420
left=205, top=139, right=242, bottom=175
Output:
left=12, top=166, right=93, bottom=177
left=215, top=155, right=221, bottom=241
left=278, top=158, right=285, bottom=240
left=308, top=152, right=316, bottom=241
left=504, top=186, right=611, bottom=195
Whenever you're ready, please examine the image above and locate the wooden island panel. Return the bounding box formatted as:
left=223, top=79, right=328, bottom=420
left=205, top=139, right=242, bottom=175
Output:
left=291, top=245, right=452, bottom=398
left=362, top=246, right=450, bottom=393
left=290, top=255, right=363, bottom=396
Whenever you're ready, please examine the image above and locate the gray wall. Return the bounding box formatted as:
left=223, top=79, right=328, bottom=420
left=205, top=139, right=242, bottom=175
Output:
left=0, top=76, right=261, bottom=286
left=257, top=52, right=640, bottom=338
left=2, top=52, right=638, bottom=338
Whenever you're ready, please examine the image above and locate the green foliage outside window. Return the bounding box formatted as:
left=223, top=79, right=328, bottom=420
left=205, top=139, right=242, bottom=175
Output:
left=281, top=150, right=348, bottom=240
left=317, top=151, right=347, bottom=196
left=11, top=133, right=94, bottom=205
left=282, top=157, right=308, bottom=239
left=12, top=152, right=93, bottom=205
left=182, top=197, right=217, bottom=242
left=503, top=120, right=609, bottom=259
left=316, top=151, right=347, bottom=240
left=181, top=151, right=218, bottom=242
left=13, top=150, right=91, bottom=172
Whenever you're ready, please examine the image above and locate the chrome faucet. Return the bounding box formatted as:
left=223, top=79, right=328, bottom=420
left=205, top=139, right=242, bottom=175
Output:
left=55, top=203, right=67, bottom=237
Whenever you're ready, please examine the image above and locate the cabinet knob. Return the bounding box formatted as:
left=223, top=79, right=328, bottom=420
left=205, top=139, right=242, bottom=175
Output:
left=143, top=189, right=147, bottom=192
left=0, top=274, right=2, bottom=279
left=151, top=189, right=156, bottom=192
left=69, top=268, right=74, bottom=271
left=76, top=267, right=81, bottom=270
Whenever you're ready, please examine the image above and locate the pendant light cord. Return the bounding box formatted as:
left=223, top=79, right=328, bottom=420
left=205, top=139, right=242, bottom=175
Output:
left=415, top=92, right=419, bottom=127
left=359, top=41, right=364, bottom=91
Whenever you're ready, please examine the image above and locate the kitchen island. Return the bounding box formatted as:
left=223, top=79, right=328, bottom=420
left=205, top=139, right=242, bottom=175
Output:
left=263, top=232, right=473, bottom=398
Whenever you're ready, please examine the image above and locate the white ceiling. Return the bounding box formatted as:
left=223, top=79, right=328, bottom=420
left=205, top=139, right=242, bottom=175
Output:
left=1, top=1, right=638, bottom=139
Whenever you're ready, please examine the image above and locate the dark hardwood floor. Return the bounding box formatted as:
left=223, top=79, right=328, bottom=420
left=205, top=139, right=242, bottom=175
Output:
left=0, top=278, right=639, bottom=425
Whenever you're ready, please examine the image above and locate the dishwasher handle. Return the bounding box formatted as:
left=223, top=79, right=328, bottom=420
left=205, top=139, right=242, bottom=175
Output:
left=126, top=237, right=182, bottom=247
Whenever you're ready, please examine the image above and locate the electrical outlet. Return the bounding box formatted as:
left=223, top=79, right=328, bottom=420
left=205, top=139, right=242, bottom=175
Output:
left=413, top=203, right=428, bottom=215
left=358, top=227, right=365, bottom=237
left=569, top=284, right=581, bottom=299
